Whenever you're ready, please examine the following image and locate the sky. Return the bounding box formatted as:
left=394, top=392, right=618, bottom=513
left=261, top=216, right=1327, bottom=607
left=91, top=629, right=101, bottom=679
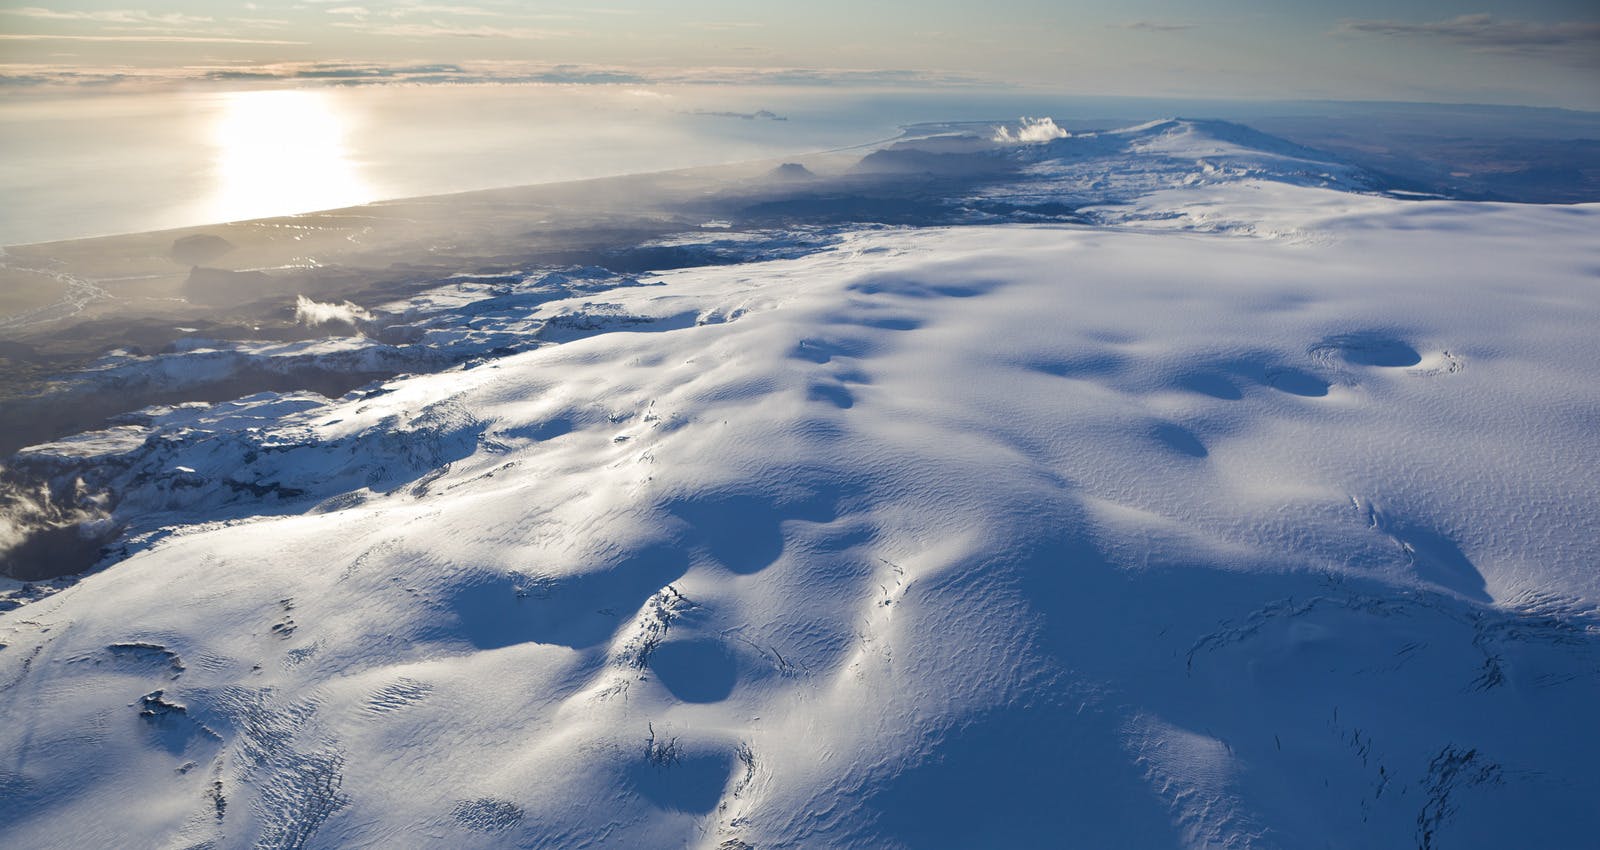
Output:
left=1, top=1, right=1597, bottom=108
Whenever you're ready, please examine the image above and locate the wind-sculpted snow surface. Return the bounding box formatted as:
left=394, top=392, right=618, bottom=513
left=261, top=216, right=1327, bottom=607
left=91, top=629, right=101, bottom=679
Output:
left=3, top=178, right=1599, bottom=848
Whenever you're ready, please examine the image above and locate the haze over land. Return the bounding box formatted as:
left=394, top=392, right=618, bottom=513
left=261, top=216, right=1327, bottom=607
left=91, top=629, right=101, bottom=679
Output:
left=2, top=3, right=1598, bottom=849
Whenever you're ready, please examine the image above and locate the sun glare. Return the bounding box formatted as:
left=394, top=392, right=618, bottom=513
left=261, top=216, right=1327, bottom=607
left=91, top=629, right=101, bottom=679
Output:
left=209, top=90, right=372, bottom=224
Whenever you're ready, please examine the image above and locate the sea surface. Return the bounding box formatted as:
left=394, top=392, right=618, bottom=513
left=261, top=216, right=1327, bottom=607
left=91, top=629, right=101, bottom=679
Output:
left=0, top=85, right=1127, bottom=246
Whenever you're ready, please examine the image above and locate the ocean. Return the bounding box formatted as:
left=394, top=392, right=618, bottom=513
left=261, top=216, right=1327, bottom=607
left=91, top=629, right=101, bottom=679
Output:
left=0, top=84, right=1132, bottom=246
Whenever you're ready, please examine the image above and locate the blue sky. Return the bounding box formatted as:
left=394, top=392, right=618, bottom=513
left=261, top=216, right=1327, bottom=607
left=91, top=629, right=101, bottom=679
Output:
left=2, top=1, right=1596, bottom=107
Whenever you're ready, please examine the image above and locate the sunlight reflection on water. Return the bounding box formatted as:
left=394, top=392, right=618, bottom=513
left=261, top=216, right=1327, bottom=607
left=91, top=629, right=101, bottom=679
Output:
left=209, top=90, right=373, bottom=225
left=2, top=84, right=1119, bottom=245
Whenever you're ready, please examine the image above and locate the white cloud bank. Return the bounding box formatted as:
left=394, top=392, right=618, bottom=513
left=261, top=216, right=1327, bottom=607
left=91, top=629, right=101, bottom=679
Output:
left=993, top=116, right=1070, bottom=144
left=295, top=294, right=372, bottom=327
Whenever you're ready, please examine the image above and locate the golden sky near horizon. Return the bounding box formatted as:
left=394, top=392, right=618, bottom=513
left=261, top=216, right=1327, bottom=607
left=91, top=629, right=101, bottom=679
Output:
left=1, top=1, right=1597, bottom=107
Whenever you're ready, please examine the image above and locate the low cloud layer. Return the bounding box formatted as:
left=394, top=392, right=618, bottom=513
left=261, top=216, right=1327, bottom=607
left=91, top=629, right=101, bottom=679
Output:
left=993, top=116, right=1070, bottom=144
left=1115, top=20, right=1198, bottom=33
left=295, top=294, right=373, bottom=328
left=1, top=6, right=214, bottom=25
left=0, top=33, right=305, bottom=45
left=1339, top=14, right=1600, bottom=63
left=0, top=60, right=987, bottom=91
left=0, top=468, right=113, bottom=581
left=328, top=21, right=567, bottom=40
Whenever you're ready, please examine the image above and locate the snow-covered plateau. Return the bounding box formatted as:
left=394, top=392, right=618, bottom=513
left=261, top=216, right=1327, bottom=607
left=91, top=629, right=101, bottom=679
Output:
left=2, top=120, right=1598, bottom=849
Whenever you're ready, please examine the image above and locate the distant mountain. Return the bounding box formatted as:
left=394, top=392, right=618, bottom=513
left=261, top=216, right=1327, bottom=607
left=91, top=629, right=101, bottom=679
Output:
left=766, top=162, right=817, bottom=181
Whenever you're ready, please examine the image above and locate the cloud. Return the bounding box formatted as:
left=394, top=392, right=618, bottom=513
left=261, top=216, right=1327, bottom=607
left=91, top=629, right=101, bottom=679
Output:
left=1115, top=20, right=1198, bottom=32
left=993, top=116, right=1070, bottom=144
left=0, top=33, right=307, bottom=45
left=295, top=295, right=372, bottom=328
left=0, top=60, right=989, bottom=91
left=1338, top=14, right=1600, bottom=61
left=678, top=67, right=988, bottom=87
left=693, top=109, right=787, bottom=121
left=246, top=61, right=467, bottom=81
left=691, top=21, right=766, bottom=31
left=402, top=4, right=503, bottom=16
left=0, top=7, right=214, bottom=26
left=330, top=21, right=567, bottom=39
left=519, top=65, right=648, bottom=84
left=0, top=5, right=300, bottom=41
left=0, top=469, right=113, bottom=580
left=322, top=4, right=500, bottom=20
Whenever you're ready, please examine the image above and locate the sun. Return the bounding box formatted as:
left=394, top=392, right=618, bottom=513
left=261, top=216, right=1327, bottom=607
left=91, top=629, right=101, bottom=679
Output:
left=209, top=89, right=373, bottom=225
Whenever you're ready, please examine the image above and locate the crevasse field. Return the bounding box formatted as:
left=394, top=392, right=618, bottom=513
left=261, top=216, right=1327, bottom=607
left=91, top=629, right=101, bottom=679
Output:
left=2, top=120, right=1598, bottom=849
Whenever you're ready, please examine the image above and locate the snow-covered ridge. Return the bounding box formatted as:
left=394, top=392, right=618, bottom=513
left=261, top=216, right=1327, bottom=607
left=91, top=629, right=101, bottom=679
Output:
left=0, top=262, right=805, bottom=582
left=968, top=117, right=1380, bottom=216
left=2, top=119, right=1598, bottom=849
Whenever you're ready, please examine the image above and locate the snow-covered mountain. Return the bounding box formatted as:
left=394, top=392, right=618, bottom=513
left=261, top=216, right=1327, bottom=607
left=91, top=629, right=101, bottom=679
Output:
left=860, top=117, right=1385, bottom=220
left=2, top=120, right=1598, bottom=849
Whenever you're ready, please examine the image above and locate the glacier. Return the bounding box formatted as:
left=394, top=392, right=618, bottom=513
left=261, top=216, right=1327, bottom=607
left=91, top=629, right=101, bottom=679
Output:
left=1, top=119, right=1598, bottom=849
